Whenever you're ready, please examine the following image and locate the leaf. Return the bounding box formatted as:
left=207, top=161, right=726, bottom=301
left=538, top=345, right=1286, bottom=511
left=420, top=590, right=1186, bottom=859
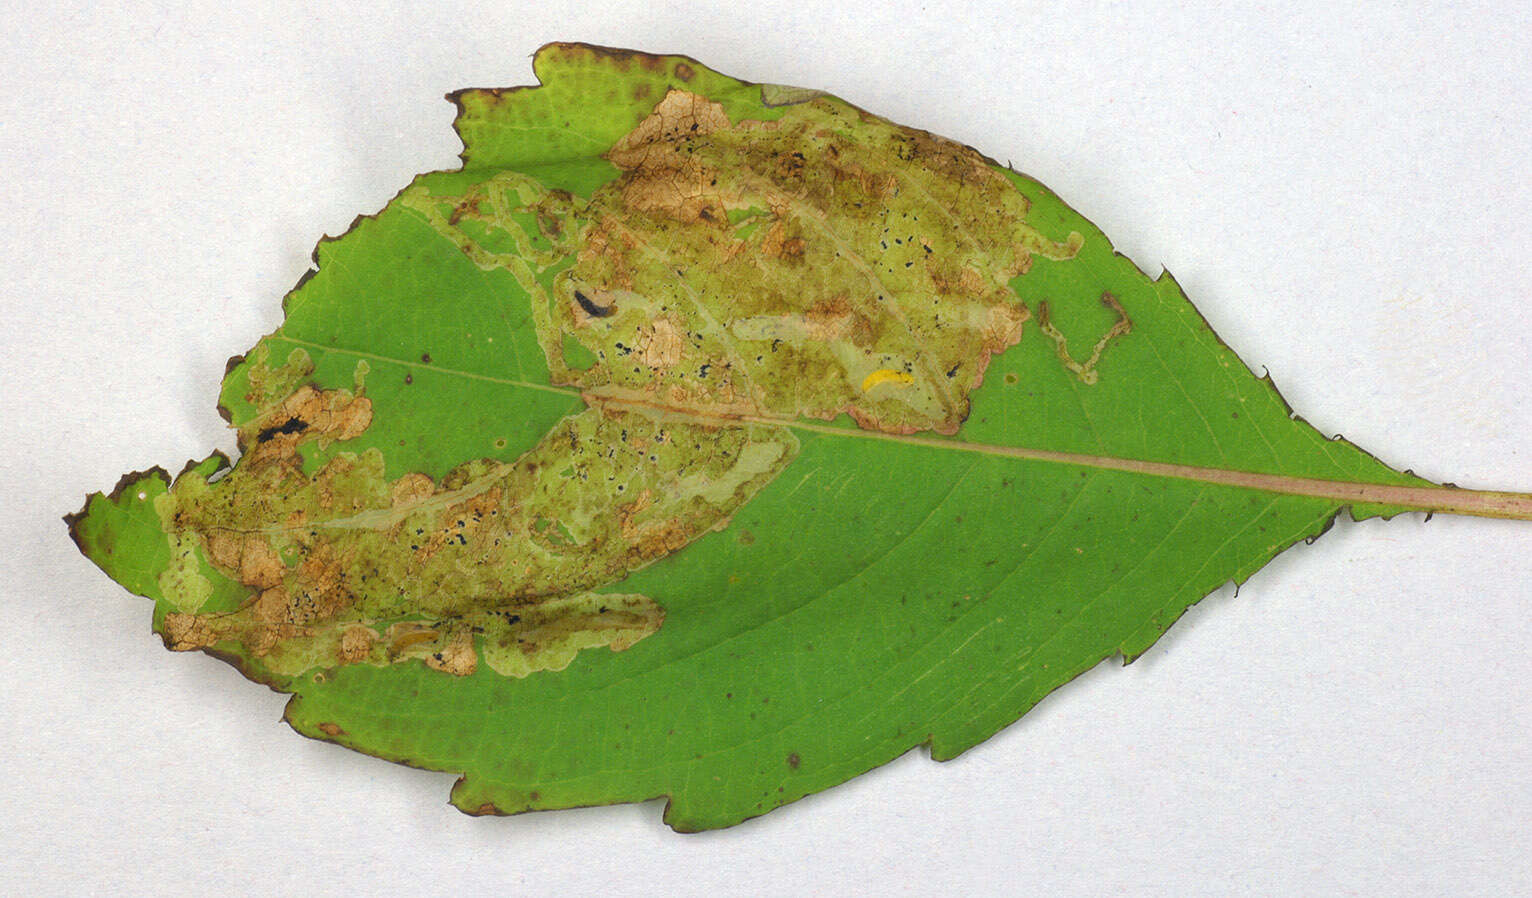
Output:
left=67, top=42, right=1532, bottom=831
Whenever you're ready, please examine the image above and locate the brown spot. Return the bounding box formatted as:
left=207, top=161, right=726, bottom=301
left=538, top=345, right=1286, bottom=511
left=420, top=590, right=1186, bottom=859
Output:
left=317, top=722, right=346, bottom=737
left=1010, top=244, right=1034, bottom=275
left=577, top=218, right=638, bottom=293
left=414, top=486, right=503, bottom=563
left=787, top=752, right=801, bottom=769
left=674, top=62, right=694, bottom=82
left=607, top=90, right=732, bottom=224
left=608, top=90, right=730, bottom=166
left=629, top=518, right=692, bottom=560
left=759, top=220, right=807, bottom=261
left=562, top=43, right=637, bottom=72
left=635, top=318, right=685, bottom=368
left=237, top=535, right=285, bottom=589
left=339, top=625, right=375, bottom=663
left=981, top=303, right=1030, bottom=354
left=617, top=489, right=657, bottom=541
left=250, top=586, right=293, bottom=624
left=163, top=612, right=215, bottom=651
left=245, top=386, right=373, bottom=461
left=204, top=530, right=241, bottom=570
left=390, top=473, right=436, bottom=507
left=803, top=294, right=870, bottom=343
left=924, top=261, right=988, bottom=298
left=250, top=625, right=283, bottom=657
left=290, top=543, right=353, bottom=623
left=425, top=628, right=478, bottom=677
left=903, top=127, right=1007, bottom=187
left=845, top=405, right=926, bottom=436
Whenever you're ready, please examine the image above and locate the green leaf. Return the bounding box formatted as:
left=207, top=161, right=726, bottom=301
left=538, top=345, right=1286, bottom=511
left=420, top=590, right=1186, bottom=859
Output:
left=67, top=42, right=1532, bottom=831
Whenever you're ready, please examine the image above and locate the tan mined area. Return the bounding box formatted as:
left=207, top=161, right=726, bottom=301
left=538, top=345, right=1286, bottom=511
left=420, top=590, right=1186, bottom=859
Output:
left=759, top=220, right=807, bottom=260
left=548, top=87, right=1090, bottom=435
left=205, top=531, right=285, bottom=589
left=606, top=90, right=733, bottom=223
left=338, top=625, right=376, bottom=663
left=635, top=318, right=686, bottom=367
left=244, top=385, right=372, bottom=461
left=155, top=352, right=794, bottom=678
left=156, top=81, right=1102, bottom=682
left=425, top=629, right=478, bottom=677
left=390, top=473, right=435, bottom=506
left=983, top=304, right=1031, bottom=354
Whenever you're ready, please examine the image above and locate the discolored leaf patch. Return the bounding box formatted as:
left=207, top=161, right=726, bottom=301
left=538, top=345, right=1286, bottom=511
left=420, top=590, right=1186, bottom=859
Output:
left=152, top=341, right=793, bottom=677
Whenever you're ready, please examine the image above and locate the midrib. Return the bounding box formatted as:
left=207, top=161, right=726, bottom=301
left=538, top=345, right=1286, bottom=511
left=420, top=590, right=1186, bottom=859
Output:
left=274, top=334, right=1532, bottom=521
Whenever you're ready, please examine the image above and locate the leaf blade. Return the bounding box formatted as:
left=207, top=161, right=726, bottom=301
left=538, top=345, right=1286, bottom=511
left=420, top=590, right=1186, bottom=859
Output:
left=70, top=41, right=1532, bottom=832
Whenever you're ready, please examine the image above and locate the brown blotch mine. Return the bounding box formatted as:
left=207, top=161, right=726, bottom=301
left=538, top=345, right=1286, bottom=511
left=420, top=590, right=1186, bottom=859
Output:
left=154, top=78, right=1095, bottom=685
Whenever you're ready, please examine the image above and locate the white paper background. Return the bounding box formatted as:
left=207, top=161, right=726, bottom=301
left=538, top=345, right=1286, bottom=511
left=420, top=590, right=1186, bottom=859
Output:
left=3, top=2, right=1529, bottom=894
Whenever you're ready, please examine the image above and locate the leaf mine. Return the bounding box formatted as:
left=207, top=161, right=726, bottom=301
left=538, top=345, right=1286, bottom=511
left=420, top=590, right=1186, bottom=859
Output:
left=410, top=87, right=1084, bottom=437
left=156, top=82, right=1082, bottom=679
left=156, top=341, right=794, bottom=677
